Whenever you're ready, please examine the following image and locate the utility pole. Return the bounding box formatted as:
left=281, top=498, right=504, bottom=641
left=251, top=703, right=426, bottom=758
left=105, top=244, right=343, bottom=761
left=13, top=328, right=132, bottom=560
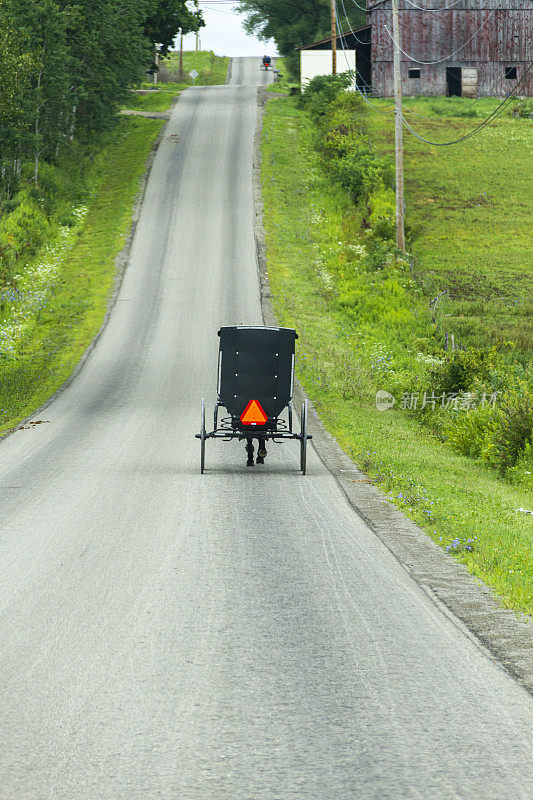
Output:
left=195, top=0, right=200, bottom=52
left=179, top=32, right=184, bottom=81
left=392, top=0, right=405, bottom=251
left=154, top=46, right=159, bottom=86
left=330, top=0, right=337, bottom=75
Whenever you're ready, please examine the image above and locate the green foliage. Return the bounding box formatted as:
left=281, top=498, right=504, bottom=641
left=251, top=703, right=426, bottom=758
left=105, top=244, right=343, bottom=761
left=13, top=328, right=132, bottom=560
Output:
left=0, top=0, right=189, bottom=184
left=444, top=406, right=499, bottom=459
left=238, top=0, right=365, bottom=78
left=161, top=50, right=230, bottom=86
left=145, top=1, right=204, bottom=56
left=428, top=348, right=497, bottom=394
left=368, top=187, right=396, bottom=240
left=506, top=441, right=533, bottom=486
left=0, top=196, right=50, bottom=281
left=297, top=73, right=353, bottom=122
left=436, top=380, right=533, bottom=479
left=506, top=98, right=533, bottom=118
left=300, top=82, right=397, bottom=241
left=0, top=115, right=163, bottom=431
left=261, top=96, right=533, bottom=614
left=490, top=383, right=533, bottom=474
left=367, top=97, right=533, bottom=358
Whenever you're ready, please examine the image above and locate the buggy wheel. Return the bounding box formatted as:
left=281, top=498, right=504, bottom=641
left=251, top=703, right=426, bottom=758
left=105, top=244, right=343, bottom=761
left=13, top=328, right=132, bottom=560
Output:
left=300, top=399, right=308, bottom=474
left=200, top=398, right=206, bottom=474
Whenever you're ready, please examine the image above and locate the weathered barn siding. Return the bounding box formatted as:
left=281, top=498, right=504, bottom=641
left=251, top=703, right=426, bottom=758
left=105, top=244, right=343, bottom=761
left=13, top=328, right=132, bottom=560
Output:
left=367, top=0, right=533, bottom=97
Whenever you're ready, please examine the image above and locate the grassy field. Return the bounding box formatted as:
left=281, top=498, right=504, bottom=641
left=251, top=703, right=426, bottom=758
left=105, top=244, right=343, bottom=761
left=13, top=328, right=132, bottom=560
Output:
left=265, top=57, right=297, bottom=94
left=162, top=49, right=229, bottom=86
left=369, top=97, right=533, bottom=358
left=124, top=85, right=186, bottom=113
left=122, top=51, right=230, bottom=114
left=261, top=96, right=532, bottom=615
left=0, top=116, right=164, bottom=435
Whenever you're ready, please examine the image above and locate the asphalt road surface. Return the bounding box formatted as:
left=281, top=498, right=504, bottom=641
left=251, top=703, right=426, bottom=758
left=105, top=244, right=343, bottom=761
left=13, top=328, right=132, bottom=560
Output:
left=0, top=58, right=531, bottom=800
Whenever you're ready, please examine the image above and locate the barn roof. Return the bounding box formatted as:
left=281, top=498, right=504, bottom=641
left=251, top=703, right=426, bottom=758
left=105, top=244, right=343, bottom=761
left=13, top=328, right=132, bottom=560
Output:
left=298, top=26, right=371, bottom=51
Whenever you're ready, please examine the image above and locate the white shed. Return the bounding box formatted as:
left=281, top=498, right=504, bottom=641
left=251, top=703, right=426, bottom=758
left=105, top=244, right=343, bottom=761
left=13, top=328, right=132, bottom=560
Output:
left=300, top=49, right=356, bottom=91
left=298, top=29, right=371, bottom=94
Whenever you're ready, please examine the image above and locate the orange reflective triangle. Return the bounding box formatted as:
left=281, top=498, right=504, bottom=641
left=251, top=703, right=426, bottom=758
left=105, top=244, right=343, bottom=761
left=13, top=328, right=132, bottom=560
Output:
left=240, top=399, right=268, bottom=425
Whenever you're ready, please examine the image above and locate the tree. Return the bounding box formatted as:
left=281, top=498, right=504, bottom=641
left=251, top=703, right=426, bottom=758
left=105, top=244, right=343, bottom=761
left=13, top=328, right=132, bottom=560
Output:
left=54, top=0, right=152, bottom=135
left=0, top=19, right=37, bottom=194
left=238, top=0, right=364, bottom=76
left=0, top=0, right=71, bottom=185
left=145, top=0, right=204, bottom=56
left=0, top=0, right=207, bottom=189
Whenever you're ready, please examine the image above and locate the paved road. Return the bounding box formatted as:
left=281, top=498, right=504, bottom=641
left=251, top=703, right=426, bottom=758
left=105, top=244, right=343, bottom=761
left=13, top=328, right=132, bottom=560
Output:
left=0, top=58, right=531, bottom=800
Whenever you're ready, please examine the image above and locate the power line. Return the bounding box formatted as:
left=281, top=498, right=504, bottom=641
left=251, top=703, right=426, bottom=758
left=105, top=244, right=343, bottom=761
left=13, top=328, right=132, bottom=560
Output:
left=334, top=2, right=533, bottom=146
left=403, top=0, right=469, bottom=10
left=398, top=62, right=533, bottom=144
left=334, top=1, right=395, bottom=111
left=384, top=8, right=497, bottom=64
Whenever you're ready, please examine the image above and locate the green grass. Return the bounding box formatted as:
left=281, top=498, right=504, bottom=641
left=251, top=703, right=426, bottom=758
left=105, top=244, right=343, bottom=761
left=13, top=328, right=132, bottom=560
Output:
left=369, top=97, right=533, bottom=358
left=261, top=96, right=532, bottom=616
left=124, top=84, right=186, bottom=113
left=0, top=116, right=164, bottom=435
left=265, top=57, right=298, bottom=95
left=162, top=49, right=229, bottom=86
left=121, top=51, right=230, bottom=114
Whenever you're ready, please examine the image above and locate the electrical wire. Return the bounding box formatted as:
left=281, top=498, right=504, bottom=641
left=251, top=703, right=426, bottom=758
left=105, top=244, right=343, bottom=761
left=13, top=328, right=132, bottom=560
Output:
left=334, top=1, right=395, bottom=111
left=349, top=0, right=468, bottom=12
left=384, top=8, right=497, bottom=64
left=398, top=62, right=533, bottom=144
left=400, top=72, right=520, bottom=120
left=335, top=1, right=532, bottom=145
left=402, top=0, right=467, bottom=10
left=343, top=0, right=526, bottom=119
left=198, top=5, right=235, bottom=13
left=347, top=0, right=371, bottom=12
left=339, top=0, right=374, bottom=45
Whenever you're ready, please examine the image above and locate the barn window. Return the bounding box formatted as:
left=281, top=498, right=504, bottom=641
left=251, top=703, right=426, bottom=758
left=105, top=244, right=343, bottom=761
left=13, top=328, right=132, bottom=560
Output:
left=505, top=66, right=517, bottom=79
left=409, top=68, right=421, bottom=79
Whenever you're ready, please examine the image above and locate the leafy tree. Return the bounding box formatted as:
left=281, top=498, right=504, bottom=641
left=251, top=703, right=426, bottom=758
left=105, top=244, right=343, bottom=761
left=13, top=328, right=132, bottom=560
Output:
left=238, top=0, right=364, bottom=77
left=0, top=0, right=71, bottom=185
left=0, top=18, right=37, bottom=195
left=0, top=0, right=207, bottom=194
left=56, top=0, right=153, bottom=135
left=145, top=0, right=204, bottom=56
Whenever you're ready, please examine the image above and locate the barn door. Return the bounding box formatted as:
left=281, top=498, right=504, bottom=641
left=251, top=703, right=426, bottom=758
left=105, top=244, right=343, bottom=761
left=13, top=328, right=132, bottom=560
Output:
left=462, top=68, right=478, bottom=98
left=446, top=67, right=462, bottom=97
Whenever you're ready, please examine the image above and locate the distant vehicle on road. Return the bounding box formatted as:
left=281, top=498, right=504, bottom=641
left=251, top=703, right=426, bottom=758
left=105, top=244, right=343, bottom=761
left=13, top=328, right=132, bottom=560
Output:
left=196, top=326, right=311, bottom=473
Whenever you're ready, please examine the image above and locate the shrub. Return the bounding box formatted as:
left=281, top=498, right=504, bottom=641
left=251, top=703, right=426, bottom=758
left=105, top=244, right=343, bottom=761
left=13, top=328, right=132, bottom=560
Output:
left=364, top=238, right=392, bottom=270
left=298, top=72, right=353, bottom=122
left=20, top=161, right=63, bottom=216
left=0, top=199, right=50, bottom=282
left=506, top=98, right=533, bottom=118
left=368, top=187, right=396, bottom=240
left=505, top=441, right=533, bottom=486
left=489, top=382, right=533, bottom=474
left=444, top=405, right=499, bottom=459
left=428, top=347, right=497, bottom=394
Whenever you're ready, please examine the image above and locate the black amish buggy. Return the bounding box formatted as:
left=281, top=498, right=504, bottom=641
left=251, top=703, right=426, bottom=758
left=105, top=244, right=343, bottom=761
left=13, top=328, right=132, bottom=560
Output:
left=196, top=326, right=311, bottom=473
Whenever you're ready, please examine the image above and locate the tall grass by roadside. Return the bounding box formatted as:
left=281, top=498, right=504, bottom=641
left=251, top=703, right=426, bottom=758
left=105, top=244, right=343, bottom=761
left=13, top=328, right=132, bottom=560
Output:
left=368, top=96, right=533, bottom=357
left=261, top=96, right=532, bottom=615
left=161, top=50, right=229, bottom=86
left=122, top=51, right=230, bottom=114
left=0, top=116, right=164, bottom=434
